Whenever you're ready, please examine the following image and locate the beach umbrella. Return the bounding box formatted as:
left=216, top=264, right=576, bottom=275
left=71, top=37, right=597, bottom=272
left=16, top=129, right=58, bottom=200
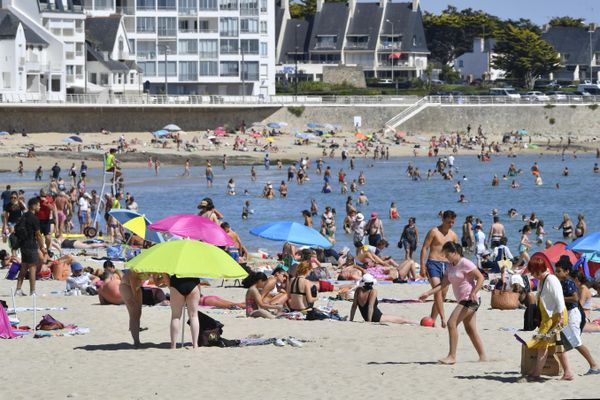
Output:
left=148, top=214, right=234, bottom=246
left=126, top=240, right=248, bottom=279
left=395, top=131, right=407, bottom=139
left=214, top=127, right=227, bottom=136
left=306, top=123, right=320, bottom=129
left=0, top=131, right=9, bottom=135
left=250, top=221, right=332, bottom=248
left=109, top=209, right=164, bottom=243
left=266, top=137, right=275, bottom=143
left=251, top=132, right=262, bottom=138
left=567, top=232, right=600, bottom=261
left=152, top=129, right=169, bottom=138
left=320, top=123, right=335, bottom=130
left=163, top=124, right=181, bottom=131
left=355, top=132, right=367, bottom=140
left=295, top=132, right=315, bottom=140
left=64, top=135, right=82, bottom=143
left=267, top=122, right=283, bottom=129
left=517, top=129, right=529, bottom=135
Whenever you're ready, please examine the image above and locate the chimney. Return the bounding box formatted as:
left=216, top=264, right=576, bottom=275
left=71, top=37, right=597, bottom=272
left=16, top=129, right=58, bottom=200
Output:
left=316, top=0, right=324, bottom=13
left=474, top=37, right=484, bottom=53
left=412, top=0, right=420, bottom=12
left=379, top=0, right=385, bottom=6
left=348, top=0, right=356, bottom=15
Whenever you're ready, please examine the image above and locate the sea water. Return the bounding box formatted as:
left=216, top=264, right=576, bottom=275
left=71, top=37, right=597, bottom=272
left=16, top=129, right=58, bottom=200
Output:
left=4, top=153, right=599, bottom=259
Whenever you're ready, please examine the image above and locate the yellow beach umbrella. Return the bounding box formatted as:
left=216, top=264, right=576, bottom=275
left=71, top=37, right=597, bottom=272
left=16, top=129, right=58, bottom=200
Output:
left=126, top=239, right=248, bottom=279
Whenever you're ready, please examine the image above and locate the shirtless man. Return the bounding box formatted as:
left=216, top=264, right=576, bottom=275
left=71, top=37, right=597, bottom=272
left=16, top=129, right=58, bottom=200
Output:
left=221, top=222, right=247, bottom=262
left=357, top=191, right=369, bottom=205
left=488, top=216, right=505, bottom=249
left=420, top=210, right=458, bottom=328
left=54, top=192, right=70, bottom=237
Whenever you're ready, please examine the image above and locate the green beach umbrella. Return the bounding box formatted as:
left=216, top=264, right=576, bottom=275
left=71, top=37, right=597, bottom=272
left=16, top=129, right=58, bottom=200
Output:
left=126, top=239, right=248, bottom=279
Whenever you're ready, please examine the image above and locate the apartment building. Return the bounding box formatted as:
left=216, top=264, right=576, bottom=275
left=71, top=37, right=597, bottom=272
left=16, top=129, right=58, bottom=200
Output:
left=276, top=0, right=429, bottom=82
left=108, top=0, right=276, bottom=96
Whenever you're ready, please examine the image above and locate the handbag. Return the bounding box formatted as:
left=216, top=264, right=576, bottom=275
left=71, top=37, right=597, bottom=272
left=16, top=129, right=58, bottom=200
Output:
left=524, top=275, right=547, bottom=330
left=491, top=289, right=520, bottom=310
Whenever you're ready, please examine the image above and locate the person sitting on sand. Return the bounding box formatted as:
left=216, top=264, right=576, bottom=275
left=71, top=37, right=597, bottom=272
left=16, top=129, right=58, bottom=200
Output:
left=66, top=262, right=100, bottom=294
left=419, top=242, right=486, bottom=365
left=572, top=271, right=600, bottom=333
left=243, top=272, right=283, bottom=319
left=350, top=274, right=417, bottom=324
left=260, top=266, right=289, bottom=306
left=287, top=261, right=319, bottom=311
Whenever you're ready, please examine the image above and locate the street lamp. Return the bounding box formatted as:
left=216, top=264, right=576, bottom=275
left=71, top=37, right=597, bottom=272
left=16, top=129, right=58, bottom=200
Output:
left=294, top=23, right=301, bottom=100
left=589, top=24, right=595, bottom=83
left=385, top=19, right=397, bottom=94
left=164, top=45, right=170, bottom=98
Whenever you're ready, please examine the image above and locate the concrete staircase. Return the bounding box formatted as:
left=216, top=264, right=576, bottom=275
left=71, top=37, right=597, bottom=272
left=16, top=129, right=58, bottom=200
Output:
left=385, top=96, right=437, bottom=131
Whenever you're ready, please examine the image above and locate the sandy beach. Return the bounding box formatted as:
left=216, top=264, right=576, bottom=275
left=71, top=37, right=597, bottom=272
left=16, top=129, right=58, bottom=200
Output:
left=1, top=128, right=600, bottom=400
left=1, top=274, right=599, bottom=399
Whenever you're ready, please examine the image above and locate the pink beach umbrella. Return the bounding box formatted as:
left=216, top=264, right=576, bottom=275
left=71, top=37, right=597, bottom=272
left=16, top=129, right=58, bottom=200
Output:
left=148, top=214, right=234, bottom=246
left=214, top=127, right=227, bottom=136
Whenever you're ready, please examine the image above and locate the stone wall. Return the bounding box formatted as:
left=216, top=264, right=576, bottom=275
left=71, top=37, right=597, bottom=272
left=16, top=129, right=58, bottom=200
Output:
left=401, top=104, right=600, bottom=137
left=322, top=65, right=367, bottom=88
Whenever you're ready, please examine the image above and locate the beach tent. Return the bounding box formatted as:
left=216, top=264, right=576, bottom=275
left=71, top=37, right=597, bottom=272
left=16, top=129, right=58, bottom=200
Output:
left=527, top=241, right=578, bottom=274
left=153, top=129, right=169, bottom=138
left=567, top=231, right=600, bottom=277
left=64, top=135, right=82, bottom=143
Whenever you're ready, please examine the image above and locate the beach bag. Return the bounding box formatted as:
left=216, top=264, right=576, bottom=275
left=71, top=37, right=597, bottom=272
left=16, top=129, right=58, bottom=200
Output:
left=189, top=311, right=224, bottom=347
left=523, top=276, right=547, bottom=331
left=490, top=289, right=520, bottom=310
left=6, top=262, right=20, bottom=280
left=306, top=308, right=329, bottom=321
left=35, top=314, right=64, bottom=331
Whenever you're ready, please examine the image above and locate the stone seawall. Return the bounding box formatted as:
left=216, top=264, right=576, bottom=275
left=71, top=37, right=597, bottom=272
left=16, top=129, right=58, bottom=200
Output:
left=401, top=104, right=600, bottom=136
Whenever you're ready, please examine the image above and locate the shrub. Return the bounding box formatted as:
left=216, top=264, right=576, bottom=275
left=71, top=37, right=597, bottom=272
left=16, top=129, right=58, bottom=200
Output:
left=589, top=104, right=599, bottom=110
left=549, top=117, right=556, bottom=125
left=288, top=106, right=305, bottom=117
left=544, top=104, right=555, bottom=109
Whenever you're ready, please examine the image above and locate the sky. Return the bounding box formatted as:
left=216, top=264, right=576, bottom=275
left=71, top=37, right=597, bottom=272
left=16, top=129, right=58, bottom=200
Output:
left=356, top=0, right=598, bottom=25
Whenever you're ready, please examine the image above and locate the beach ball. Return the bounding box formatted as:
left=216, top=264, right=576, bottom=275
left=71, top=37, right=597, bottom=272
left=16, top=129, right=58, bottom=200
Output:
left=420, top=316, right=435, bottom=327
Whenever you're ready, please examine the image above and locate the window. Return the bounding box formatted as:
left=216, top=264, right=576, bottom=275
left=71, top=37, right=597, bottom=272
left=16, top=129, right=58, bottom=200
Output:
left=241, top=61, right=258, bottom=81
left=199, top=61, right=218, bottom=76
left=240, top=39, right=258, bottom=54
left=220, top=61, right=238, bottom=77
left=101, top=73, right=109, bottom=86
left=240, top=18, right=258, bottom=33
left=137, top=0, right=155, bottom=10
left=240, top=0, right=258, bottom=15
left=179, top=61, right=198, bottom=80
left=178, top=19, right=197, bottom=33
left=316, top=35, right=336, bottom=49
left=136, top=17, right=155, bottom=33
left=219, top=0, right=238, bottom=10
left=129, top=39, right=136, bottom=53
left=51, top=77, right=61, bottom=91
left=260, top=0, right=266, bottom=12
left=139, top=61, right=156, bottom=76
left=158, top=17, right=177, bottom=37
left=220, top=39, right=238, bottom=54
left=199, top=0, right=217, bottom=10
left=158, top=61, right=177, bottom=76
left=157, top=0, right=176, bottom=9
left=458, top=60, right=464, bottom=68
left=260, top=20, right=267, bottom=34
left=178, top=0, right=197, bottom=13
left=129, top=73, right=135, bottom=84
left=2, top=72, right=10, bottom=89
left=179, top=39, right=198, bottom=54
left=219, top=17, right=238, bottom=37
left=199, top=39, right=218, bottom=58
left=137, top=41, right=156, bottom=59
left=260, top=42, right=267, bottom=57
left=158, top=41, right=177, bottom=54
left=90, top=72, right=97, bottom=84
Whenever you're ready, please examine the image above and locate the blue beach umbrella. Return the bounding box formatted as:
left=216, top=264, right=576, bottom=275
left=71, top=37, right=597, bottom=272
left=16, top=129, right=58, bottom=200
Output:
left=0, top=131, right=9, bottom=135
left=267, top=122, right=282, bottom=129
left=152, top=129, right=169, bottom=138
left=250, top=221, right=332, bottom=248
left=306, top=123, right=320, bottom=129
left=64, top=135, right=82, bottom=143
left=295, top=132, right=316, bottom=140
left=108, top=209, right=164, bottom=243
left=567, top=231, right=600, bottom=262
left=517, top=129, right=528, bottom=135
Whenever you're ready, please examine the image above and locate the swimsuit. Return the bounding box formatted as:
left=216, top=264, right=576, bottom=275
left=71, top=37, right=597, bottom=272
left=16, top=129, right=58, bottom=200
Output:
left=426, top=259, right=448, bottom=279
left=61, top=239, right=76, bottom=249
left=358, top=296, right=382, bottom=322
left=458, top=299, right=480, bottom=311
left=169, top=275, right=200, bottom=297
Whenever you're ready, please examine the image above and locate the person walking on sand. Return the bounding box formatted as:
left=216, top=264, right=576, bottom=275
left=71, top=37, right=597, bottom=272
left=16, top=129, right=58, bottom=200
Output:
left=419, top=242, right=486, bottom=364
left=420, top=210, right=459, bottom=328
left=15, top=197, right=47, bottom=296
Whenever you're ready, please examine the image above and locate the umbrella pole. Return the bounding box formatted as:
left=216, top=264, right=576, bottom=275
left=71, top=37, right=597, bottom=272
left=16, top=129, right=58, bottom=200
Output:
left=32, top=293, right=37, bottom=336
left=180, top=305, right=186, bottom=348
left=10, top=287, right=17, bottom=319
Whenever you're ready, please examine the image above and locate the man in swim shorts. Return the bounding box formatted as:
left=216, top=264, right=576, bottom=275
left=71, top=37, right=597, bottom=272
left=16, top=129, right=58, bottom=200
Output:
left=420, top=210, right=458, bottom=328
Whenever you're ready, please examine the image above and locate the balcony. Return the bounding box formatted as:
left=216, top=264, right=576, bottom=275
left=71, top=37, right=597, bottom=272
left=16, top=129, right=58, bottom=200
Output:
left=116, top=6, right=135, bottom=14
left=379, top=43, right=402, bottom=51
left=158, top=28, right=177, bottom=37
left=179, top=74, right=198, bottom=81
left=346, top=42, right=369, bottom=50
left=66, top=51, right=75, bottom=60
left=199, top=28, right=218, bottom=33
left=240, top=8, right=258, bottom=16
left=178, top=8, right=197, bottom=15
left=314, top=42, right=337, bottom=50
left=179, top=28, right=198, bottom=33
left=138, top=52, right=157, bottom=60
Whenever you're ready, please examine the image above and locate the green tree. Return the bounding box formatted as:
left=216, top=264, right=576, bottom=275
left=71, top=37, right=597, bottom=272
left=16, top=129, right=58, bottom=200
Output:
left=548, top=16, right=586, bottom=28
left=439, top=64, right=461, bottom=83
left=289, top=0, right=345, bottom=20
left=423, top=6, right=503, bottom=65
left=493, top=25, right=560, bottom=89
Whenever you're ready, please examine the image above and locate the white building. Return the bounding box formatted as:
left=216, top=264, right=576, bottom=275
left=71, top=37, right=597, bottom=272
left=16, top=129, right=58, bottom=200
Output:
left=454, top=37, right=505, bottom=82
left=106, top=0, right=276, bottom=96
left=0, top=7, right=66, bottom=101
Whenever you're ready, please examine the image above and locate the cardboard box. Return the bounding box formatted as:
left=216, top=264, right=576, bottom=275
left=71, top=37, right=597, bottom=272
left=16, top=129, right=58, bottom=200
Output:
left=520, top=345, right=563, bottom=376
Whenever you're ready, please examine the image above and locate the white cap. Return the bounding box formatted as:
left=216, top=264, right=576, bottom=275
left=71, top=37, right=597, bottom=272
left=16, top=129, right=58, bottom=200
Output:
left=361, top=273, right=376, bottom=285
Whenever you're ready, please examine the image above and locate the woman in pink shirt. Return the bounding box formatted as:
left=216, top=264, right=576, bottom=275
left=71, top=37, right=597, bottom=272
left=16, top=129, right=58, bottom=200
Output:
left=420, top=241, right=486, bottom=364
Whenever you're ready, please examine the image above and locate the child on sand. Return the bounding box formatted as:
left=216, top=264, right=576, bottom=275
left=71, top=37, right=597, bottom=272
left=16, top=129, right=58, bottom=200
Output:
left=419, top=242, right=486, bottom=364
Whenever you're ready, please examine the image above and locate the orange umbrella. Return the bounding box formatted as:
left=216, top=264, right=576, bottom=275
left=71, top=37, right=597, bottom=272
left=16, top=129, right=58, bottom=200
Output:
left=355, top=132, right=367, bottom=140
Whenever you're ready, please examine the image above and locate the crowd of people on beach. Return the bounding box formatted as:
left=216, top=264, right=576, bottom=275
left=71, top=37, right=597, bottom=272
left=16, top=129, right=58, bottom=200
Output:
left=2, top=128, right=600, bottom=381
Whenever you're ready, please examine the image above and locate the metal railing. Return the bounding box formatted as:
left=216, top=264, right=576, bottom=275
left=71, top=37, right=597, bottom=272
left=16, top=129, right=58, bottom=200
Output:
left=0, top=94, right=420, bottom=106
left=429, top=95, right=600, bottom=105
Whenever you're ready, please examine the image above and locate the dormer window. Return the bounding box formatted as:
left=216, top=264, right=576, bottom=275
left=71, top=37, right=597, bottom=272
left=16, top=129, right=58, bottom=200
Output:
left=316, top=35, right=337, bottom=50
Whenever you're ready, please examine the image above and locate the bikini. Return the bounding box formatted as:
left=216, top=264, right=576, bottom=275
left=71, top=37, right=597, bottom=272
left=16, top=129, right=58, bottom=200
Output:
left=169, top=275, right=200, bottom=297
left=289, top=277, right=314, bottom=310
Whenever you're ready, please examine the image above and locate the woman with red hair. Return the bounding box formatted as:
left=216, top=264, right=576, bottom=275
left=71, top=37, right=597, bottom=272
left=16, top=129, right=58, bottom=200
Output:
left=526, top=257, right=574, bottom=381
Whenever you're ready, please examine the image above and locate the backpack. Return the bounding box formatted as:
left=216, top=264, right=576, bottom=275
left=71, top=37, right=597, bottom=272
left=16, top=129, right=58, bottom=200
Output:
left=11, top=215, right=32, bottom=250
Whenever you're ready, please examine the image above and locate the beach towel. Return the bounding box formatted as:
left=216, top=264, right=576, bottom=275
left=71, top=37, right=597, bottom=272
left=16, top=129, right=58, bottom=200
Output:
left=0, top=306, right=16, bottom=339
left=379, top=298, right=422, bottom=304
